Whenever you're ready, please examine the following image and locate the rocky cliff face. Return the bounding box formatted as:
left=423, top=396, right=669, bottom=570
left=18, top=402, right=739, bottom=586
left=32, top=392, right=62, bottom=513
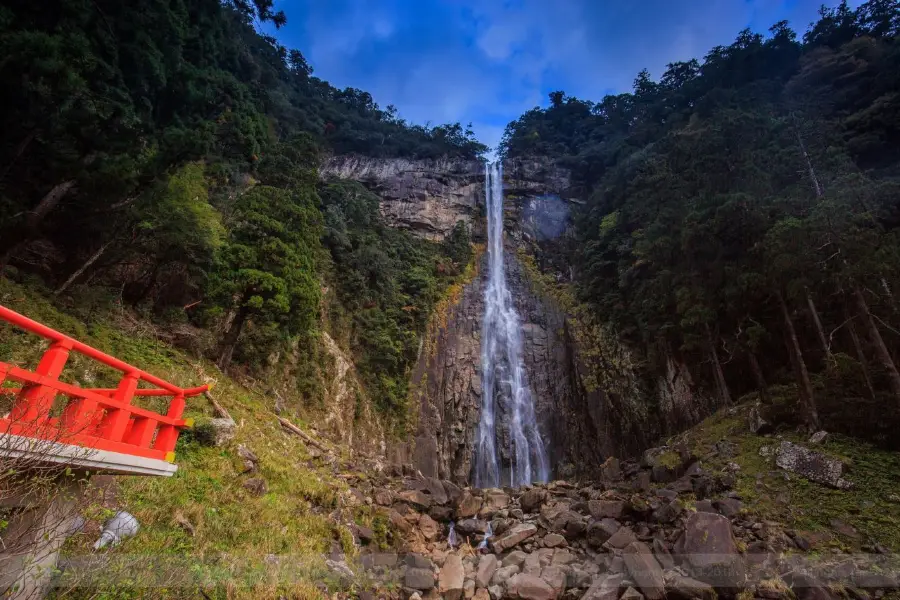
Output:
left=325, top=154, right=714, bottom=480
left=320, top=155, right=484, bottom=241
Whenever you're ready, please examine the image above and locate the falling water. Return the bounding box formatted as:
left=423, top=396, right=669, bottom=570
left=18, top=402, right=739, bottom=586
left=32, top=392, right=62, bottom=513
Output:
left=473, top=162, right=550, bottom=488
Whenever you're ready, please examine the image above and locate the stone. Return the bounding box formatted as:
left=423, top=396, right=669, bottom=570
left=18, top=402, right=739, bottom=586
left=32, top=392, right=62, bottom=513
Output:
left=694, top=500, right=715, bottom=513
left=586, top=518, right=621, bottom=547
left=809, top=431, right=829, bottom=445
left=398, top=489, right=433, bottom=510
left=406, top=553, right=434, bottom=569
left=429, top=504, right=454, bottom=521
left=488, top=585, right=503, bottom=600
left=354, top=524, right=375, bottom=544
left=783, top=572, right=840, bottom=600
left=674, top=512, right=745, bottom=589
left=389, top=510, right=413, bottom=533
left=419, top=514, right=440, bottom=541
left=652, top=538, right=674, bottom=570
left=457, top=518, right=490, bottom=535
left=242, top=477, right=267, bottom=496
left=749, top=404, right=772, bottom=434
left=520, top=488, right=548, bottom=513
left=651, top=465, right=677, bottom=484
left=652, top=500, right=682, bottom=524
left=442, top=480, right=463, bottom=505
left=464, top=579, right=476, bottom=599
left=775, top=441, right=852, bottom=489
left=503, top=551, right=528, bottom=568
left=476, top=554, right=499, bottom=589
left=481, top=489, right=511, bottom=515
left=588, top=500, right=626, bottom=520
left=491, top=523, right=538, bottom=553
left=543, top=533, right=566, bottom=548
left=714, top=497, right=742, bottom=517
left=374, top=489, right=393, bottom=506
left=550, top=550, right=574, bottom=565
left=604, top=526, right=637, bottom=550
left=664, top=572, right=717, bottom=600
left=406, top=567, right=436, bottom=590
left=207, top=417, right=236, bottom=446
left=540, top=565, right=567, bottom=596
left=623, top=542, right=666, bottom=600
left=582, top=573, right=625, bottom=600
left=456, top=491, right=483, bottom=519
left=621, top=587, right=645, bottom=600
left=424, top=477, right=449, bottom=505
left=601, top=457, right=623, bottom=482
left=507, top=573, right=557, bottom=600
left=491, top=565, right=520, bottom=586
left=440, top=554, right=465, bottom=600
left=474, top=588, right=491, bottom=600
left=633, top=471, right=652, bottom=492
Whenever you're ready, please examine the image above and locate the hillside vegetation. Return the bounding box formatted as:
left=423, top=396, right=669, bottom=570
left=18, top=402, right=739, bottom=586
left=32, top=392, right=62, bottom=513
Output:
left=0, top=0, right=478, bottom=424
left=502, top=0, right=900, bottom=448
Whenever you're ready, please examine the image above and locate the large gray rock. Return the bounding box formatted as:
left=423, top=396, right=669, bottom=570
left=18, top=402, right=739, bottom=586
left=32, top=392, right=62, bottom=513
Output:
left=491, top=523, right=538, bottom=553
left=506, top=573, right=557, bottom=600
left=674, top=512, right=746, bottom=589
left=775, top=441, right=852, bottom=489
left=520, top=488, right=548, bottom=513
left=476, top=554, right=499, bottom=589
left=406, top=567, right=436, bottom=590
left=623, top=542, right=666, bottom=600
left=456, top=491, right=483, bottom=518
left=439, top=554, right=465, bottom=600
left=586, top=518, right=621, bottom=547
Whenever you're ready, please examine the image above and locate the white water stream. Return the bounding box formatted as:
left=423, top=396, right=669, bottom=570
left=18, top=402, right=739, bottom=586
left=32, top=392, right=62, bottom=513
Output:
left=473, top=162, right=549, bottom=488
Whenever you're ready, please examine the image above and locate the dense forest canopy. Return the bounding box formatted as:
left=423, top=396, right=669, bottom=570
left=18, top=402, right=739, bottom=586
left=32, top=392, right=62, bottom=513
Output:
left=0, top=0, right=480, bottom=421
left=501, top=0, right=900, bottom=446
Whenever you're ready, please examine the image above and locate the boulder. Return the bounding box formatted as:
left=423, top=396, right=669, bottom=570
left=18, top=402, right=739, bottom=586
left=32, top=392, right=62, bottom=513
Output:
left=491, top=523, right=538, bottom=553
left=582, top=573, right=625, bottom=600
left=374, top=489, right=393, bottom=506
left=398, top=489, right=433, bottom=510
left=520, top=488, right=548, bottom=513
left=652, top=500, right=682, bottom=524
left=714, top=498, right=742, bottom=517
left=543, top=533, right=566, bottom=548
left=406, top=568, right=436, bottom=590
left=208, top=417, right=236, bottom=446
left=540, top=565, right=567, bottom=597
left=457, top=518, right=490, bottom=535
left=652, top=538, right=674, bottom=570
left=674, top=512, right=745, bottom=589
left=604, top=526, right=637, bottom=549
left=809, top=431, right=829, bottom=445
left=601, top=457, right=623, bottom=482
left=439, top=554, right=465, bottom=600
left=389, top=510, right=413, bottom=533
left=586, top=518, right=621, bottom=547
left=491, top=565, right=520, bottom=586
left=456, top=491, right=483, bottom=518
left=623, top=542, right=666, bottom=600
left=442, top=480, right=463, bottom=504
left=748, top=404, right=772, bottom=434
left=588, top=500, right=626, bottom=520
left=633, top=471, right=652, bottom=492
left=474, top=588, right=491, bottom=600
left=664, top=572, right=717, bottom=600
left=424, top=477, right=449, bottom=505
left=242, top=478, right=267, bottom=496
left=503, top=551, right=527, bottom=568
left=775, top=441, right=852, bottom=489
left=621, top=587, right=645, bottom=600
left=481, top=489, right=511, bottom=515
left=419, top=513, right=439, bottom=541
left=506, top=573, right=556, bottom=600
left=476, top=554, right=499, bottom=589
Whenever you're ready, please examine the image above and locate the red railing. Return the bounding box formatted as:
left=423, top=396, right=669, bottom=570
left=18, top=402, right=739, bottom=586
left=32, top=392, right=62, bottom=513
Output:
left=0, top=304, right=208, bottom=464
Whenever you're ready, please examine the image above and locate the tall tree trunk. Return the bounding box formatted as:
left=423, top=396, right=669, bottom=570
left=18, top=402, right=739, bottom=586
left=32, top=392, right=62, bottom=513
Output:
left=218, top=303, right=250, bottom=370
left=853, top=287, right=900, bottom=405
left=778, top=291, right=820, bottom=429
left=793, top=113, right=823, bottom=198
left=53, top=240, right=113, bottom=295
left=846, top=309, right=877, bottom=402
left=746, top=349, right=770, bottom=404
left=806, top=290, right=833, bottom=363
left=0, top=179, right=77, bottom=270
left=705, top=323, right=732, bottom=405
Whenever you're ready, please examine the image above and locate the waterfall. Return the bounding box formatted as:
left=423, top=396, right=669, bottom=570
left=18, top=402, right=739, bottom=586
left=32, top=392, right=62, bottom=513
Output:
left=473, top=162, right=550, bottom=488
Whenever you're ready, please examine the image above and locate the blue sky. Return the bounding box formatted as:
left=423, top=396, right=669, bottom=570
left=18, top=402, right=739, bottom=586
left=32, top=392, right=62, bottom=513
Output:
left=267, top=0, right=859, bottom=154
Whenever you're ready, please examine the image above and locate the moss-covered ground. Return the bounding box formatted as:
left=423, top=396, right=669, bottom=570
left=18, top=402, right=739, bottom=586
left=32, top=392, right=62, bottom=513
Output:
left=671, top=402, right=900, bottom=553
left=0, top=279, right=375, bottom=599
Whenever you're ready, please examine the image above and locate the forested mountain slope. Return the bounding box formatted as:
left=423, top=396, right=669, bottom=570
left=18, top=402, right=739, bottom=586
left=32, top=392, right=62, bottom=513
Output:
left=0, top=0, right=481, bottom=430
left=502, top=0, right=900, bottom=448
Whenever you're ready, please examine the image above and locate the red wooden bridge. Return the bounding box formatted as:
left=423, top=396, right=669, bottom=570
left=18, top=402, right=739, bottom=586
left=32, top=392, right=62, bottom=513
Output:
left=0, top=304, right=207, bottom=476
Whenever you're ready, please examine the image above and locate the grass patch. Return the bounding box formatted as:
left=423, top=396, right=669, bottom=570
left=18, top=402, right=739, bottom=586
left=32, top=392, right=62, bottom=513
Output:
left=674, top=403, right=900, bottom=551
left=0, top=279, right=369, bottom=599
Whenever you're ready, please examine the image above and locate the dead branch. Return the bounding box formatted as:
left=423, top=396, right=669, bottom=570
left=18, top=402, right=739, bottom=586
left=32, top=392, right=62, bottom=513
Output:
left=277, top=417, right=327, bottom=452
left=203, top=391, right=231, bottom=421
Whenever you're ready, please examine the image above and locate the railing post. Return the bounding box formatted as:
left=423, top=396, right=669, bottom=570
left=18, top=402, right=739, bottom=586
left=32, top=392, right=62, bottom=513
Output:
left=10, top=340, right=72, bottom=424
left=98, top=372, right=139, bottom=442
left=152, top=394, right=185, bottom=460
